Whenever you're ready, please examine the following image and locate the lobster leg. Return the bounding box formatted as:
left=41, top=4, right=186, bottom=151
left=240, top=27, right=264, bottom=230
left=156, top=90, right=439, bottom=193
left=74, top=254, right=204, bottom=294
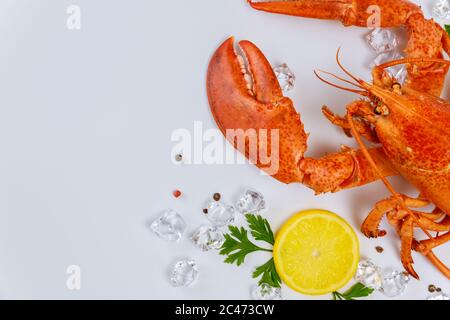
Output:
left=322, top=104, right=379, bottom=144
left=416, top=230, right=450, bottom=254
left=400, top=216, right=418, bottom=279
left=387, top=209, right=450, bottom=279
left=387, top=210, right=402, bottom=233
left=413, top=213, right=450, bottom=233
left=417, top=207, right=447, bottom=221
left=414, top=229, right=450, bottom=279
left=247, top=0, right=421, bottom=27
left=362, top=193, right=450, bottom=278
left=248, top=0, right=450, bottom=96
left=403, top=16, right=449, bottom=96
left=361, top=197, right=398, bottom=238
left=300, top=146, right=397, bottom=194
left=421, top=251, right=450, bottom=280
left=361, top=196, right=429, bottom=238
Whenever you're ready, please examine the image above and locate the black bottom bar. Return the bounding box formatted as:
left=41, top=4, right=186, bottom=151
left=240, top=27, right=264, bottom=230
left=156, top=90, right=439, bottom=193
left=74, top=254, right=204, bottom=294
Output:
left=0, top=300, right=446, bottom=318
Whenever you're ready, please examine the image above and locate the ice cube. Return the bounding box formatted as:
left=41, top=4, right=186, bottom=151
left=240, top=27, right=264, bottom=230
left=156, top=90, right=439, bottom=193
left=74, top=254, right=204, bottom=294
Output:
left=150, top=209, right=186, bottom=242
left=191, top=225, right=225, bottom=251
left=274, top=63, right=295, bottom=92
left=432, top=0, right=450, bottom=20
left=205, top=201, right=235, bottom=227
left=236, top=190, right=266, bottom=214
left=251, top=283, right=282, bottom=300
left=366, top=28, right=398, bottom=53
left=381, top=270, right=410, bottom=297
left=427, top=292, right=449, bottom=300
left=354, top=259, right=383, bottom=290
left=170, top=259, right=199, bottom=287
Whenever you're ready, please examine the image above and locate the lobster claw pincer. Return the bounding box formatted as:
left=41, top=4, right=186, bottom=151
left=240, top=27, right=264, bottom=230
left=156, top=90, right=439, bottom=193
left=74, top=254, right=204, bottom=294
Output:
left=206, top=38, right=308, bottom=183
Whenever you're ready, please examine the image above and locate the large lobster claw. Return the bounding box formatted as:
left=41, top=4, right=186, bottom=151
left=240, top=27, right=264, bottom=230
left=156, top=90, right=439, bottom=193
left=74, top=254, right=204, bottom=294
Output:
left=206, top=38, right=307, bottom=183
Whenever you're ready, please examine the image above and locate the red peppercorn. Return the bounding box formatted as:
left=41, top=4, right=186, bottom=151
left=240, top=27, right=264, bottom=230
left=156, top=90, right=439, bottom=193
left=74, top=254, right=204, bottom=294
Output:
left=173, top=190, right=182, bottom=198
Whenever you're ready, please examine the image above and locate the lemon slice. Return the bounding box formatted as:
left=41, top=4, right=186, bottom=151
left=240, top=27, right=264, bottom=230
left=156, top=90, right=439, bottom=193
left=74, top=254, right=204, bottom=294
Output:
left=273, top=209, right=359, bottom=296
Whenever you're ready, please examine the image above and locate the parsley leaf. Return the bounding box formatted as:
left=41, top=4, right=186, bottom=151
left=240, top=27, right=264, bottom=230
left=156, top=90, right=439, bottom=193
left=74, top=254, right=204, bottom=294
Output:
left=332, top=283, right=374, bottom=300
left=220, top=226, right=271, bottom=266
left=220, top=214, right=281, bottom=287
left=445, top=25, right=450, bottom=37
left=253, top=258, right=282, bottom=288
left=246, top=214, right=275, bottom=245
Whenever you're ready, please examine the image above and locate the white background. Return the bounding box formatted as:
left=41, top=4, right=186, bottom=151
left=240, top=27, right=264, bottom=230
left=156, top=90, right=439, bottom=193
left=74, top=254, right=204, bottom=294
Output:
left=0, top=0, right=448, bottom=300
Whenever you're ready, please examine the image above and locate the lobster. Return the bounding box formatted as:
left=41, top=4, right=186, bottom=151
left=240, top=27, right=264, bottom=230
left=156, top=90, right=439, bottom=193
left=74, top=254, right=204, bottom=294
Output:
left=206, top=0, right=450, bottom=279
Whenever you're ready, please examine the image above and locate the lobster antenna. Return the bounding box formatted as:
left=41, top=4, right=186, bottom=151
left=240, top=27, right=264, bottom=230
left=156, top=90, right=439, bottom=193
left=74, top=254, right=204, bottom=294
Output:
left=314, top=70, right=367, bottom=96
left=375, top=57, right=450, bottom=72
left=316, top=69, right=364, bottom=89
left=336, top=48, right=364, bottom=84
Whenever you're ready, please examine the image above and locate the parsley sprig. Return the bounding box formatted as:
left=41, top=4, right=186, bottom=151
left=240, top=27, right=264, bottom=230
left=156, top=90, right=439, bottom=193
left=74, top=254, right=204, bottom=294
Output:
left=445, top=25, right=450, bottom=37
left=332, top=283, right=374, bottom=300
left=220, top=214, right=281, bottom=288
left=220, top=225, right=272, bottom=265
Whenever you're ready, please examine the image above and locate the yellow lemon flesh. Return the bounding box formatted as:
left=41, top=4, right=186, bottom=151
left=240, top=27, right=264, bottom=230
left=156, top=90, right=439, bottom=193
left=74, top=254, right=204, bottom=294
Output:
left=273, top=209, right=359, bottom=296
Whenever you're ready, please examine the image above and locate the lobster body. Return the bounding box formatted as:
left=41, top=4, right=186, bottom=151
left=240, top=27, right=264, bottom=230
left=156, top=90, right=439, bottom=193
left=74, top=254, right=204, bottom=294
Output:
left=372, top=87, right=450, bottom=215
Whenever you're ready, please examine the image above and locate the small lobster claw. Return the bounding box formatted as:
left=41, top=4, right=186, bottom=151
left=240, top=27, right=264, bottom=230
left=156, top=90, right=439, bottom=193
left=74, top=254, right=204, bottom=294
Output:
left=207, top=38, right=308, bottom=184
